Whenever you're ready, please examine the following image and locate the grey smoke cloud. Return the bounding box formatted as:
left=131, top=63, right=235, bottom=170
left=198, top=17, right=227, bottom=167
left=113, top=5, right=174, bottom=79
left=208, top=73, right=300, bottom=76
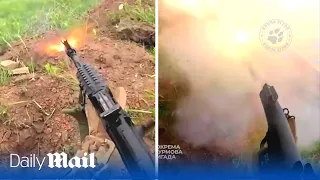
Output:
left=160, top=0, right=319, bottom=151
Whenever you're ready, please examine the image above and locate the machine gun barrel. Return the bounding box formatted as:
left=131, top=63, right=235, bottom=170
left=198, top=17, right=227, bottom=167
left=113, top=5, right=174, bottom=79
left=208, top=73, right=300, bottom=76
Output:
left=62, top=40, right=155, bottom=179
left=259, top=83, right=301, bottom=169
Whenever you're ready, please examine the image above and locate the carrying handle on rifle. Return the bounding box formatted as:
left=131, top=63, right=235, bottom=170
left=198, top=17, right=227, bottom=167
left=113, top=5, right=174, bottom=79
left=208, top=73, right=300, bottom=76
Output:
left=283, top=108, right=295, bottom=120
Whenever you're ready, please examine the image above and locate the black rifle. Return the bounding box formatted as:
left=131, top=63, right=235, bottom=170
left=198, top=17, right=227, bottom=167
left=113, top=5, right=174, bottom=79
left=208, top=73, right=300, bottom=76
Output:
left=62, top=40, right=155, bottom=179
left=258, top=83, right=317, bottom=179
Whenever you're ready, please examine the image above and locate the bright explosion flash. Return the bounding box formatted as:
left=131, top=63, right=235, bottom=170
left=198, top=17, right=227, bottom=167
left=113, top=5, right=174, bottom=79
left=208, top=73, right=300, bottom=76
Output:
left=47, top=39, right=77, bottom=52
left=45, top=28, right=87, bottom=55
left=159, top=0, right=320, bottom=153
left=235, top=31, right=248, bottom=44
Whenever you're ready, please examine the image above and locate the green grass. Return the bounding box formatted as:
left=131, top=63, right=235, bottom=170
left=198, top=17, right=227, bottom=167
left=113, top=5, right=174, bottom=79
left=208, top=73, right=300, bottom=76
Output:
left=0, top=0, right=102, bottom=46
left=301, top=142, right=320, bottom=168
left=107, top=0, right=155, bottom=26
left=144, top=89, right=155, bottom=99
left=127, top=108, right=155, bottom=140
left=126, top=89, right=155, bottom=124
left=127, top=107, right=154, bottom=123
left=44, top=62, right=59, bottom=76
left=144, top=89, right=155, bottom=118
left=0, top=104, right=9, bottom=123
left=57, top=60, right=79, bottom=89
left=0, top=67, right=11, bottom=85
left=44, top=61, right=79, bottom=89
left=26, top=61, right=36, bottom=73
left=159, top=101, right=170, bottom=119
left=147, top=47, right=155, bottom=58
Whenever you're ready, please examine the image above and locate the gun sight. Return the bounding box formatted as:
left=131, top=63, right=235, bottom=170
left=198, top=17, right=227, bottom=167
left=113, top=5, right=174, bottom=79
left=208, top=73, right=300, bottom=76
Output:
left=62, top=39, right=76, bottom=58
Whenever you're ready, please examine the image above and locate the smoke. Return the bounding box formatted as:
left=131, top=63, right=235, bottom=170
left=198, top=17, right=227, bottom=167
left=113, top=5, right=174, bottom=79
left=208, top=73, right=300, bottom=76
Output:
left=159, top=0, right=319, bottom=151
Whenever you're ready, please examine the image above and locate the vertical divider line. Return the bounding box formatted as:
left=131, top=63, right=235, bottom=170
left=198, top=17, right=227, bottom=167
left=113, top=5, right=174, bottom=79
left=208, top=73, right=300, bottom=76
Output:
left=155, top=0, right=159, bottom=178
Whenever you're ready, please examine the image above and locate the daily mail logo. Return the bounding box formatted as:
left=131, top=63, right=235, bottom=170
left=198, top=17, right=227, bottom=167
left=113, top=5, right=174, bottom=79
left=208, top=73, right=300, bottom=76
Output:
left=10, top=152, right=96, bottom=170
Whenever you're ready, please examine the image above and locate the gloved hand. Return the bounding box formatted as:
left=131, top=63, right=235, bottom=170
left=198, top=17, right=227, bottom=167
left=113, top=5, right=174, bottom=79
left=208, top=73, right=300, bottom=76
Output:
left=63, top=86, right=154, bottom=170
left=62, top=87, right=127, bottom=165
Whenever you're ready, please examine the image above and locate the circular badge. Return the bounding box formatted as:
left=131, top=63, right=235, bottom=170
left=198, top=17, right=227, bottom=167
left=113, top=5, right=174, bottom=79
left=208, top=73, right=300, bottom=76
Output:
left=259, top=19, right=293, bottom=52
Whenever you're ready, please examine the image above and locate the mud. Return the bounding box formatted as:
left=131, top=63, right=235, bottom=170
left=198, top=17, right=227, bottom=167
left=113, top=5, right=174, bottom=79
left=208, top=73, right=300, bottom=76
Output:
left=0, top=76, right=78, bottom=157
left=0, top=0, right=154, bottom=158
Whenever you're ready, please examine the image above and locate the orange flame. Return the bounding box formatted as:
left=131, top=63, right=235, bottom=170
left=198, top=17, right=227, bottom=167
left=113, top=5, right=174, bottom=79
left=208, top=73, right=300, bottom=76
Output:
left=45, top=28, right=87, bottom=55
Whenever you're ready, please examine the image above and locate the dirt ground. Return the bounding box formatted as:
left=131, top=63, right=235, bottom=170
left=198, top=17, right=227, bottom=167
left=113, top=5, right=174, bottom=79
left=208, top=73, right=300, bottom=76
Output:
left=0, top=0, right=154, bottom=159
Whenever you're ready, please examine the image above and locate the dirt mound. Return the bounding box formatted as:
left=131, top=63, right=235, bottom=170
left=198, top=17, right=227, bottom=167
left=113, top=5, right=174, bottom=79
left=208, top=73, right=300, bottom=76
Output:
left=87, top=0, right=155, bottom=46
left=88, top=0, right=135, bottom=19
left=1, top=34, right=154, bottom=109
left=0, top=75, right=79, bottom=157
left=86, top=0, right=136, bottom=38
left=117, top=19, right=155, bottom=47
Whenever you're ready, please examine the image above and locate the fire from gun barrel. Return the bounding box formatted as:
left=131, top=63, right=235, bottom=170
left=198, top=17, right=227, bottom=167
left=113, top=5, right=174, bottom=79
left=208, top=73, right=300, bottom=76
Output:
left=44, top=28, right=87, bottom=55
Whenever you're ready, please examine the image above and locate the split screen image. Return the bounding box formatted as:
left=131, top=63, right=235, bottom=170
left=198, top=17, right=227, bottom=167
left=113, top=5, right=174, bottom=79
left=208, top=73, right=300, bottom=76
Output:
left=0, top=0, right=319, bottom=179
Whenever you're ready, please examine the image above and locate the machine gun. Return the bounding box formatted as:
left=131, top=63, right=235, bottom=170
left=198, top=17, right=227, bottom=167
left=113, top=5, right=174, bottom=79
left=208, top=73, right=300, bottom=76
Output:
left=62, top=40, right=155, bottom=179
left=257, top=83, right=317, bottom=179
